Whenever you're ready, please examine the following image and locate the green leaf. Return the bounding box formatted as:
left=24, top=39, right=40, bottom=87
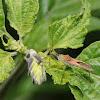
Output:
left=87, top=16, right=100, bottom=32
left=0, top=0, right=5, bottom=37
left=43, top=54, right=100, bottom=100
left=23, top=0, right=100, bottom=51
left=25, top=50, right=46, bottom=85
left=48, top=1, right=90, bottom=49
left=67, top=41, right=100, bottom=100
left=0, top=49, right=15, bottom=83
left=41, top=41, right=100, bottom=100
left=51, top=0, right=100, bottom=20
left=69, top=73, right=100, bottom=100
left=27, top=57, right=46, bottom=85
left=39, top=52, right=70, bottom=85
left=24, top=19, right=49, bottom=51
left=77, top=41, right=100, bottom=76
left=69, top=85, right=83, bottom=100
left=5, top=0, right=39, bottom=37
left=37, top=0, right=56, bottom=19
left=2, top=39, right=27, bottom=53
left=45, top=59, right=100, bottom=100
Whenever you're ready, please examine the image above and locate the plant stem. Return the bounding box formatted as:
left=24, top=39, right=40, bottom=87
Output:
left=4, top=32, right=15, bottom=40
left=19, top=33, right=23, bottom=44
left=0, top=29, right=14, bottom=40
left=0, top=58, right=27, bottom=99
left=11, top=52, right=18, bottom=56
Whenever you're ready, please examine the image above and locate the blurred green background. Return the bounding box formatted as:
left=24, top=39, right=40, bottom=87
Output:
left=0, top=0, right=100, bottom=100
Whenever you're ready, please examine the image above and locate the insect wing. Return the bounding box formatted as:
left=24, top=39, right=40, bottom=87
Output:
left=58, top=54, right=94, bottom=71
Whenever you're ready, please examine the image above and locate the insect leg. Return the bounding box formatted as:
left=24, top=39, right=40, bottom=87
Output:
left=60, top=64, right=66, bottom=84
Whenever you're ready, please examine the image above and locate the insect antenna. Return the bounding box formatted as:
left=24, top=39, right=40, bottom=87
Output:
left=47, top=11, right=69, bottom=84
left=47, top=10, right=53, bottom=52
left=47, top=10, right=54, bottom=67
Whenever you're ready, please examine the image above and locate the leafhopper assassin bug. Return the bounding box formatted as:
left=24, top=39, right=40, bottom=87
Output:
left=47, top=10, right=94, bottom=73
left=51, top=51, right=94, bottom=72
left=25, top=3, right=94, bottom=85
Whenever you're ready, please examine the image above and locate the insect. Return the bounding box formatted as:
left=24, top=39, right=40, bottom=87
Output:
left=26, top=10, right=94, bottom=85
left=51, top=51, right=94, bottom=72
left=46, top=11, right=94, bottom=73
